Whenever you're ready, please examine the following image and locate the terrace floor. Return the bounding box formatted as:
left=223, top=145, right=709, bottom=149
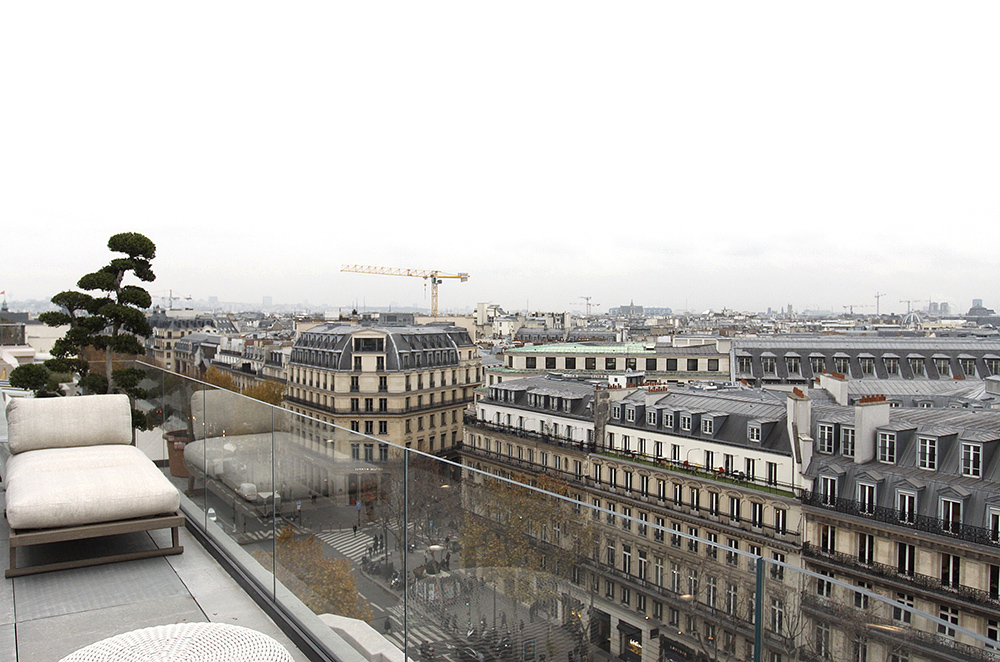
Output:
left=0, top=404, right=311, bottom=662
left=0, top=488, right=312, bottom=662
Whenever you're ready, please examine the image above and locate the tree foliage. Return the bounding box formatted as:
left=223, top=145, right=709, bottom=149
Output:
left=461, top=472, right=593, bottom=607
left=203, top=366, right=239, bottom=391
left=257, top=526, right=373, bottom=621
left=38, top=232, right=157, bottom=395
left=240, top=379, right=285, bottom=406
left=9, top=364, right=63, bottom=397
left=203, top=366, right=286, bottom=406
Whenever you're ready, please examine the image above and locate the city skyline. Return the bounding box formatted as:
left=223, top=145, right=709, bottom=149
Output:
left=3, top=3, right=998, bottom=315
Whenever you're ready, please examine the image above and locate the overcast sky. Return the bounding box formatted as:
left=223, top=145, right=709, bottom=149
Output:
left=3, top=2, right=998, bottom=316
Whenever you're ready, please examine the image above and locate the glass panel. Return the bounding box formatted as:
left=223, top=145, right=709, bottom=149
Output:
left=127, top=361, right=1000, bottom=662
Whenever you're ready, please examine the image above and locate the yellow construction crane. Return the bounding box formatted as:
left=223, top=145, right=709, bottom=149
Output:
left=341, top=265, right=469, bottom=317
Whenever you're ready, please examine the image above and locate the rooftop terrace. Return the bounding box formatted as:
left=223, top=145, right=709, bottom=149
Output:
left=0, top=400, right=309, bottom=662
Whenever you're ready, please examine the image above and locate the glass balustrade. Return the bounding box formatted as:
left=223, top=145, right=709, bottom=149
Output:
left=132, top=361, right=999, bottom=662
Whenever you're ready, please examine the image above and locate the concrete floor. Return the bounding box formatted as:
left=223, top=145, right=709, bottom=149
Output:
left=0, top=492, right=311, bottom=662
left=0, top=397, right=310, bottom=662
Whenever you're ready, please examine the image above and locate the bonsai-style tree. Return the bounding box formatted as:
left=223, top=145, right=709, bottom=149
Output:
left=38, top=232, right=156, bottom=394
left=10, top=233, right=156, bottom=422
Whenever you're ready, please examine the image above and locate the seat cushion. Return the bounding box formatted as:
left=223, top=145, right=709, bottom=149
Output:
left=5, top=445, right=180, bottom=530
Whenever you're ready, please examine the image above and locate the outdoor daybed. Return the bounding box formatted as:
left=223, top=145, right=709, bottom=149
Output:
left=3, top=393, right=183, bottom=577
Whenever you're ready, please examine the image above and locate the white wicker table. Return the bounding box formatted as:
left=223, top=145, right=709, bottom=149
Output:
left=59, top=622, right=294, bottom=662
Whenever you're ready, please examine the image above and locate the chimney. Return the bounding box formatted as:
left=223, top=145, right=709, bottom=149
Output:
left=786, top=388, right=812, bottom=470
left=817, top=371, right=849, bottom=406
left=853, top=395, right=890, bottom=464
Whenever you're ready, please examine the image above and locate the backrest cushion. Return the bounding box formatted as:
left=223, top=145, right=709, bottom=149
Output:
left=6, top=394, right=133, bottom=454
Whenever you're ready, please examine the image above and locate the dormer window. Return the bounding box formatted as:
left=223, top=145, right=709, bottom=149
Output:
left=817, top=424, right=835, bottom=454
left=626, top=408, right=636, bottom=423
left=786, top=357, right=801, bottom=374
left=918, top=437, right=937, bottom=470
left=681, top=414, right=692, bottom=431
left=664, top=413, right=674, bottom=428
left=612, top=405, right=622, bottom=419
left=702, top=418, right=714, bottom=435
left=884, top=357, right=899, bottom=374
left=647, top=411, right=657, bottom=426
left=962, top=443, right=982, bottom=478
left=748, top=425, right=761, bottom=443
left=761, top=357, right=776, bottom=374
left=841, top=427, right=855, bottom=457
left=877, top=432, right=896, bottom=464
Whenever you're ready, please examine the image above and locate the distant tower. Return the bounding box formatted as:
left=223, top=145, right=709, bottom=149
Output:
left=974, top=299, right=984, bottom=308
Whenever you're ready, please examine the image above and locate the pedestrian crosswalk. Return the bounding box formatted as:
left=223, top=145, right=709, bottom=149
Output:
left=379, top=603, right=456, bottom=655
left=232, top=520, right=309, bottom=545
left=312, top=529, right=376, bottom=563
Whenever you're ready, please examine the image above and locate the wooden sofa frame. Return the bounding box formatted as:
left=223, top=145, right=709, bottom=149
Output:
left=6, top=512, right=185, bottom=578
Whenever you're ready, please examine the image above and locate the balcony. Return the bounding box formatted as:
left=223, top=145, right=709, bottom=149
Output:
left=4, top=362, right=995, bottom=661
left=464, top=415, right=592, bottom=452
left=595, top=447, right=800, bottom=499
left=801, top=491, right=1000, bottom=549
left=802, top=543, right=1000, bottom=609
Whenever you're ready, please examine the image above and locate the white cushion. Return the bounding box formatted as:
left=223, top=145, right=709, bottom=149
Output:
left=5, top=445, right=180, bottom=530
left=6, top=394, right=133, bottom=454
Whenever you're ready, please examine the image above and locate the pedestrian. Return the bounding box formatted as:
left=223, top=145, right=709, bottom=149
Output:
left=384, top=617, right=392, bottom=634
left=353, top=523, right=357, bottom=537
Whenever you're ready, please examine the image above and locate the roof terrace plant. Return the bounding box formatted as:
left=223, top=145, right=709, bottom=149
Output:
left=12, top=233, right=156, bottom=426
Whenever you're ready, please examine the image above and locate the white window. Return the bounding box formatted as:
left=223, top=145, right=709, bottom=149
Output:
left=942, top=498, right=963, bottom=534
left=897, top=491, right=916, bottom=524
left=702, top=418, right=714, bottom=435
left=664, top=413, right=674, bottom=428
left=918, top=437, right=937, bottom=470
left=894, top=593, right=914, bottom=623
left=938, top=605, right=959, bottom=638
left=817, top=424, right=835, bottom=453
left=820, top=476, right=838, bottom=505
left=770, top=599, right=785, bottom=635
left=774, top=508, right=787, bottom=535
left=841, top=427, right=855, bottom=457
left=626, top=408, right=635, bottom=422
left=962, top=443, right=982, bottom=478
left=858, top=483, right=876, bottom=515
left=878, top=432, right=896, bottom=463
left=748, top=425, right=761, bottom=442
left=681, top=414, right=692, bottom=431
left=646, top=411, right=657, bottom=425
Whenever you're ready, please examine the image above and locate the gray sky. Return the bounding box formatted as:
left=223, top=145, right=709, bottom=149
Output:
left=3, top=2, right=999, bottom=316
